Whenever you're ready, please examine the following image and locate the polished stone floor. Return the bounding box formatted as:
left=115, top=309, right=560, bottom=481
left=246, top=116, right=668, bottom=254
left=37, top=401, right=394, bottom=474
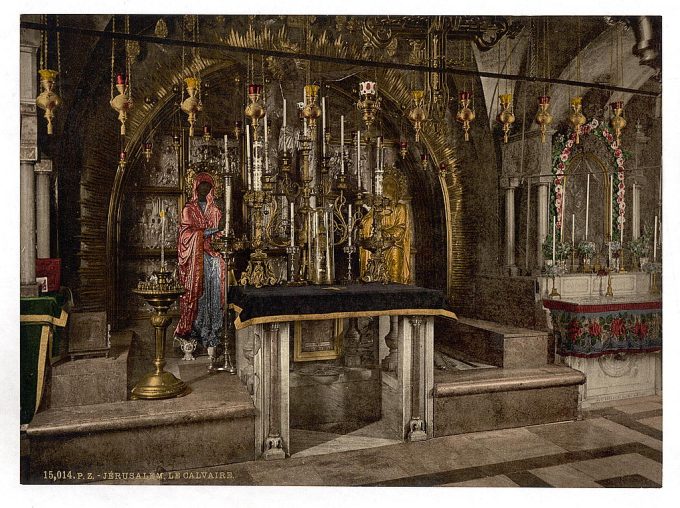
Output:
left=153, top=394, right=662, bottom=488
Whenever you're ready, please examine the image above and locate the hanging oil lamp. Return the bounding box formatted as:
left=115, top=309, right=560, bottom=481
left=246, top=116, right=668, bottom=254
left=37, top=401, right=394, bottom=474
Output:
left=119, top=150, right=127, bottom=168
left=455, top=90, right=475, bottom=142
left=233, top=120, right=243, bottom=139
left=408, top=90, right=428, bottom=142
left=172, top=133, right=181, bottom=153
left=568, top=96, right=586, bottom=144
left=610, top=100, right=626, bottom=146
left=399, top=139, right=408, bottom=159
left=302, top=84, right=322, bottom=133
left=535, top=95, right=554, bottom=143
left=181, top=77, right=203, bottom=137
left=357, top=81, right=381, bottom=131
left=35, top=69, right=62, bottom=135
left=497, top=93, right=515, bottom=143
left=244, top=83, right=265, bottom=135
left=202, top=124, right=212, bottom=141
left=110, top=74, right=134, bottom=136
left=143, top=140, right=153, bottom=162
left=420, top=152, right=429, bottom=170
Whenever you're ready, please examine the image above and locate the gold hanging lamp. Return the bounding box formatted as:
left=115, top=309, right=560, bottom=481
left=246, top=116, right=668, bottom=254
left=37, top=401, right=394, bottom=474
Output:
left=455, top=91, right=475, bottom=142
left=568, top=96, right=586, bottom=144
left=408, top=90, right=427, bottom=142
left=497, top=93, right=515, bottom=143
left=535, top=95, right=553, bottom=143
left=36, top=16, right=61, bottom=135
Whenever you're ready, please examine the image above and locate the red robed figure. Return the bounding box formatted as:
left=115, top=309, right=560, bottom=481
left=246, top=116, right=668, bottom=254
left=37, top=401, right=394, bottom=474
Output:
left=176, top=173, right=226, bottom=338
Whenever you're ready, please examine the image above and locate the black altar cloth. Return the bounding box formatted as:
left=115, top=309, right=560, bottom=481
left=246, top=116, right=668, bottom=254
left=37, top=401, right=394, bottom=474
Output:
left=228, top=283, right=457, bottom=329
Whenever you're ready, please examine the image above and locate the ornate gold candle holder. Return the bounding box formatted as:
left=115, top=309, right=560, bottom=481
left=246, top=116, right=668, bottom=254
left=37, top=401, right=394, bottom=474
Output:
left=36, top=69, right=61, bottom=135
left=245, top=83, right=265, bottom=133
left=302, top=84, right=322, bottom=133
left=408, top=90, right=427, bottom=142
left=610, top=100, right=626, bottom=146
left=497, top=93, right=515, bottom=143
left=456, top=91, right=475, bottom=142
left=568, top=96, right=586, bottom=144
left=357, top=81, right=381, bottom=131
left=131, top=272, right=189, bottom=399
left=535, top=95, right=553, bottom=143
left=181, top=77, right=202, bottom=137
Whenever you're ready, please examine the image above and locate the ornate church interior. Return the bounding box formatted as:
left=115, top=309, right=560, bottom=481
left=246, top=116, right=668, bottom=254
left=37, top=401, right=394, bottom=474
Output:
left=17, top=13, right=664, bottom=490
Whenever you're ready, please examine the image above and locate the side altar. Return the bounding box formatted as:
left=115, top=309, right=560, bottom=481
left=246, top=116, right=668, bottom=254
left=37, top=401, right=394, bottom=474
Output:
left=542, top=273, right=661, bottom=408
left=228, top=283, right=457, bottom=459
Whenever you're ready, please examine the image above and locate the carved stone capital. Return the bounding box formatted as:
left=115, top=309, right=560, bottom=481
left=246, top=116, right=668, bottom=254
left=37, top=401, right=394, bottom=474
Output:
left=34, top=159, right=53, bottom=175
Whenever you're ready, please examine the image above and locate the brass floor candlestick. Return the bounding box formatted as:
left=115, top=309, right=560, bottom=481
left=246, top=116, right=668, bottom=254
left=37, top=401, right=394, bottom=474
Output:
left=131, top=271, right=189, bottom=400
left=549, top=275, right=561, bottom=298
left=211, top=239, right=237, bottom=374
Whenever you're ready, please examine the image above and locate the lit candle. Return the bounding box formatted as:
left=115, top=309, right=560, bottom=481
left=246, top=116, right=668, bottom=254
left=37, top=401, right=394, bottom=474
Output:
left=356, top=130, right=361, bottom=189
left=585, top=173, right=590, bottom=240
left=290, top=202, right=295, bottom=247
left=653, top=215, right=658, bottom=261
left=610, top=174, right=614, bottom=240
left=340, top=115, right=345, bottom=175
left=322, top=96, right=326, bottom=157
left=348, top=204, right=353, bottom=247
left=264, top=114, right=269, bottom=174
left=571, top=213, right=575, bottom=244
left=552, top=216, right=556, bottom=263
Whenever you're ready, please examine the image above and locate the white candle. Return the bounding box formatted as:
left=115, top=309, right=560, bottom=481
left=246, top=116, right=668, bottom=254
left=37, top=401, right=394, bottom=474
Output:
left=571, top=213, right=575, bottom=244
left=585, top=173, right=590, bottom=240
left=632, top=183, right=638, bottom=240
left=348, top=204, right=353, bottom=247
left=653, top=215, right=658, bottom=261
left=561, top=181, right=566, bottom=240
left=246, top=124, right=252, bottom=190
left=160, top=200, right=165, bottom=267
left=264, top=114, right=269, bottom=174
left=290, top=201, right=295, bottom=247
left=340, top=115, right=345, bottom=175
left=322, top=96, right=326, bottom=157
left=552, top=216, right=556, bottom=263
left=610, top=174, right=614, bottom=240
left=357, top=130, right=361, bottom=189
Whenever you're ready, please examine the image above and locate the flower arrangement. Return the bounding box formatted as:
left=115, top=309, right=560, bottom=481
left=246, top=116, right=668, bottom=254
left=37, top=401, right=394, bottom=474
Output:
left=542, top=235, right=572, bottom=260
left=577, top=241, right=596, bottom=258
left=642, top=261, right=661, bottom=274
left=628, top=231, right=651, bottom=258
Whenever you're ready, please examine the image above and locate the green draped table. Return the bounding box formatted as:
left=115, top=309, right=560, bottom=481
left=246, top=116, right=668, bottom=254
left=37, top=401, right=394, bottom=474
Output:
left=20, top=294, right=69, bottom=425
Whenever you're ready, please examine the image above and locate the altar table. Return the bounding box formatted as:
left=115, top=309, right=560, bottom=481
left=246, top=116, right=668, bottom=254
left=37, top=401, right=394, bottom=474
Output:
left=543, top=295, right=661, bottom=407
left=229, top=284, right=457, bottom=459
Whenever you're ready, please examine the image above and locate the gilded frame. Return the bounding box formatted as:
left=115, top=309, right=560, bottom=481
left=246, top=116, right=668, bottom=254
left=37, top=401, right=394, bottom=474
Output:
left=293, top=319, right=344, bottom=362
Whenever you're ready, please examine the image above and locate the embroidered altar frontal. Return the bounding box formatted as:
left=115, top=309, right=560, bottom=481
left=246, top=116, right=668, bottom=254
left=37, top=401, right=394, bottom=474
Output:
left=229, top=283, right=457, bottom=329
left=544, top=299, right=661, bottom=358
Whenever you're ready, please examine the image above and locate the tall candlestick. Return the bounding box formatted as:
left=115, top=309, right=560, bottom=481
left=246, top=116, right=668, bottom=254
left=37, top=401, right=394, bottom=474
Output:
left=653, top=215, right=658, bottom=261
left=322, top=97, right=326, bottom=157
left=632, top=183, right=638, bottom=239
left=246, top=124, right=252, bottom=190
left=356, top=130, right=361, bottom=189
left=340, top=115, right=345, bottom=175
left=571, top=213, right=575, bottom=245
left=224, top=135, right=230, bottom=235
left=348, top=204, right=353, bottom=247
left=282, top=99, right=286, bottom=129
left=552, top=216, right=556, bottom=263
left=585, top=173, right=590, bottom=240
left=290, top=202, right=295, bottom=247
left=561, top=182, right=566, bottom=240
left=610, top=174, right=614, bottom=240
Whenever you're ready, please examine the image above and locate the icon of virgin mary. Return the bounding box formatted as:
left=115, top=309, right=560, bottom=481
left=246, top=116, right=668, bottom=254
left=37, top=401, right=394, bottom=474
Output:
left=175, top=172, right=225, bottom=356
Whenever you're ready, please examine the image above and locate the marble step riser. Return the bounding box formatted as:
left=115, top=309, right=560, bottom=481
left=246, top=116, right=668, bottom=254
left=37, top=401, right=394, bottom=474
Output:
left=27, top=415, right=255, bottom=483
left=434, top=385, right=579, bottom=437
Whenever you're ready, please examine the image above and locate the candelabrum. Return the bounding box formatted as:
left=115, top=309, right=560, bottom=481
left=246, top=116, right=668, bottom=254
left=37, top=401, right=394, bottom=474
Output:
left=240, top=190, right=278, bottom=288
left=131, top=271, right=189, bottom=399
left=181, top=77, right=202, bottom=137
left=36, top=69, right=61, bottom=135
left=210, top=236, right=237, bottom=374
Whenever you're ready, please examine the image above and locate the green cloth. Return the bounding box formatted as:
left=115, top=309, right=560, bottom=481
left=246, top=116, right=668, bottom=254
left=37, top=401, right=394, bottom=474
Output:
left=20, top=295, right=69, bottom=425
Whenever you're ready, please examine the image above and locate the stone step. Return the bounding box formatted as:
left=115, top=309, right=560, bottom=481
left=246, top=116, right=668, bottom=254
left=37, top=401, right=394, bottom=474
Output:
left=26, top=359, right=256, bottom=483
left=48, top=331, right=133, bottom=408
left=437, top=317, right=550, bottom=369
left=433, top=365, right=585, bottom=437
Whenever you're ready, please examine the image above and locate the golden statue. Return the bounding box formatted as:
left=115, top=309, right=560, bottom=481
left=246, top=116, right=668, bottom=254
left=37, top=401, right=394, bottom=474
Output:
left=360, top=166, right=412, bottom=284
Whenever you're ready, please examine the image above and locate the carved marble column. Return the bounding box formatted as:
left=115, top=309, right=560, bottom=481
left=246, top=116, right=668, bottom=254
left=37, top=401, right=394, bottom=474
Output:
left=537, top=182, right=549, bottom=269
left=262, top=322, right=288, bottom=460
left=20, top=29, right=40, bottom=296
left=381, top=315, right=399, bottom=372
left=34, top=159, right=53, bottom=258
left=503, top=177, right=520, bottom=276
